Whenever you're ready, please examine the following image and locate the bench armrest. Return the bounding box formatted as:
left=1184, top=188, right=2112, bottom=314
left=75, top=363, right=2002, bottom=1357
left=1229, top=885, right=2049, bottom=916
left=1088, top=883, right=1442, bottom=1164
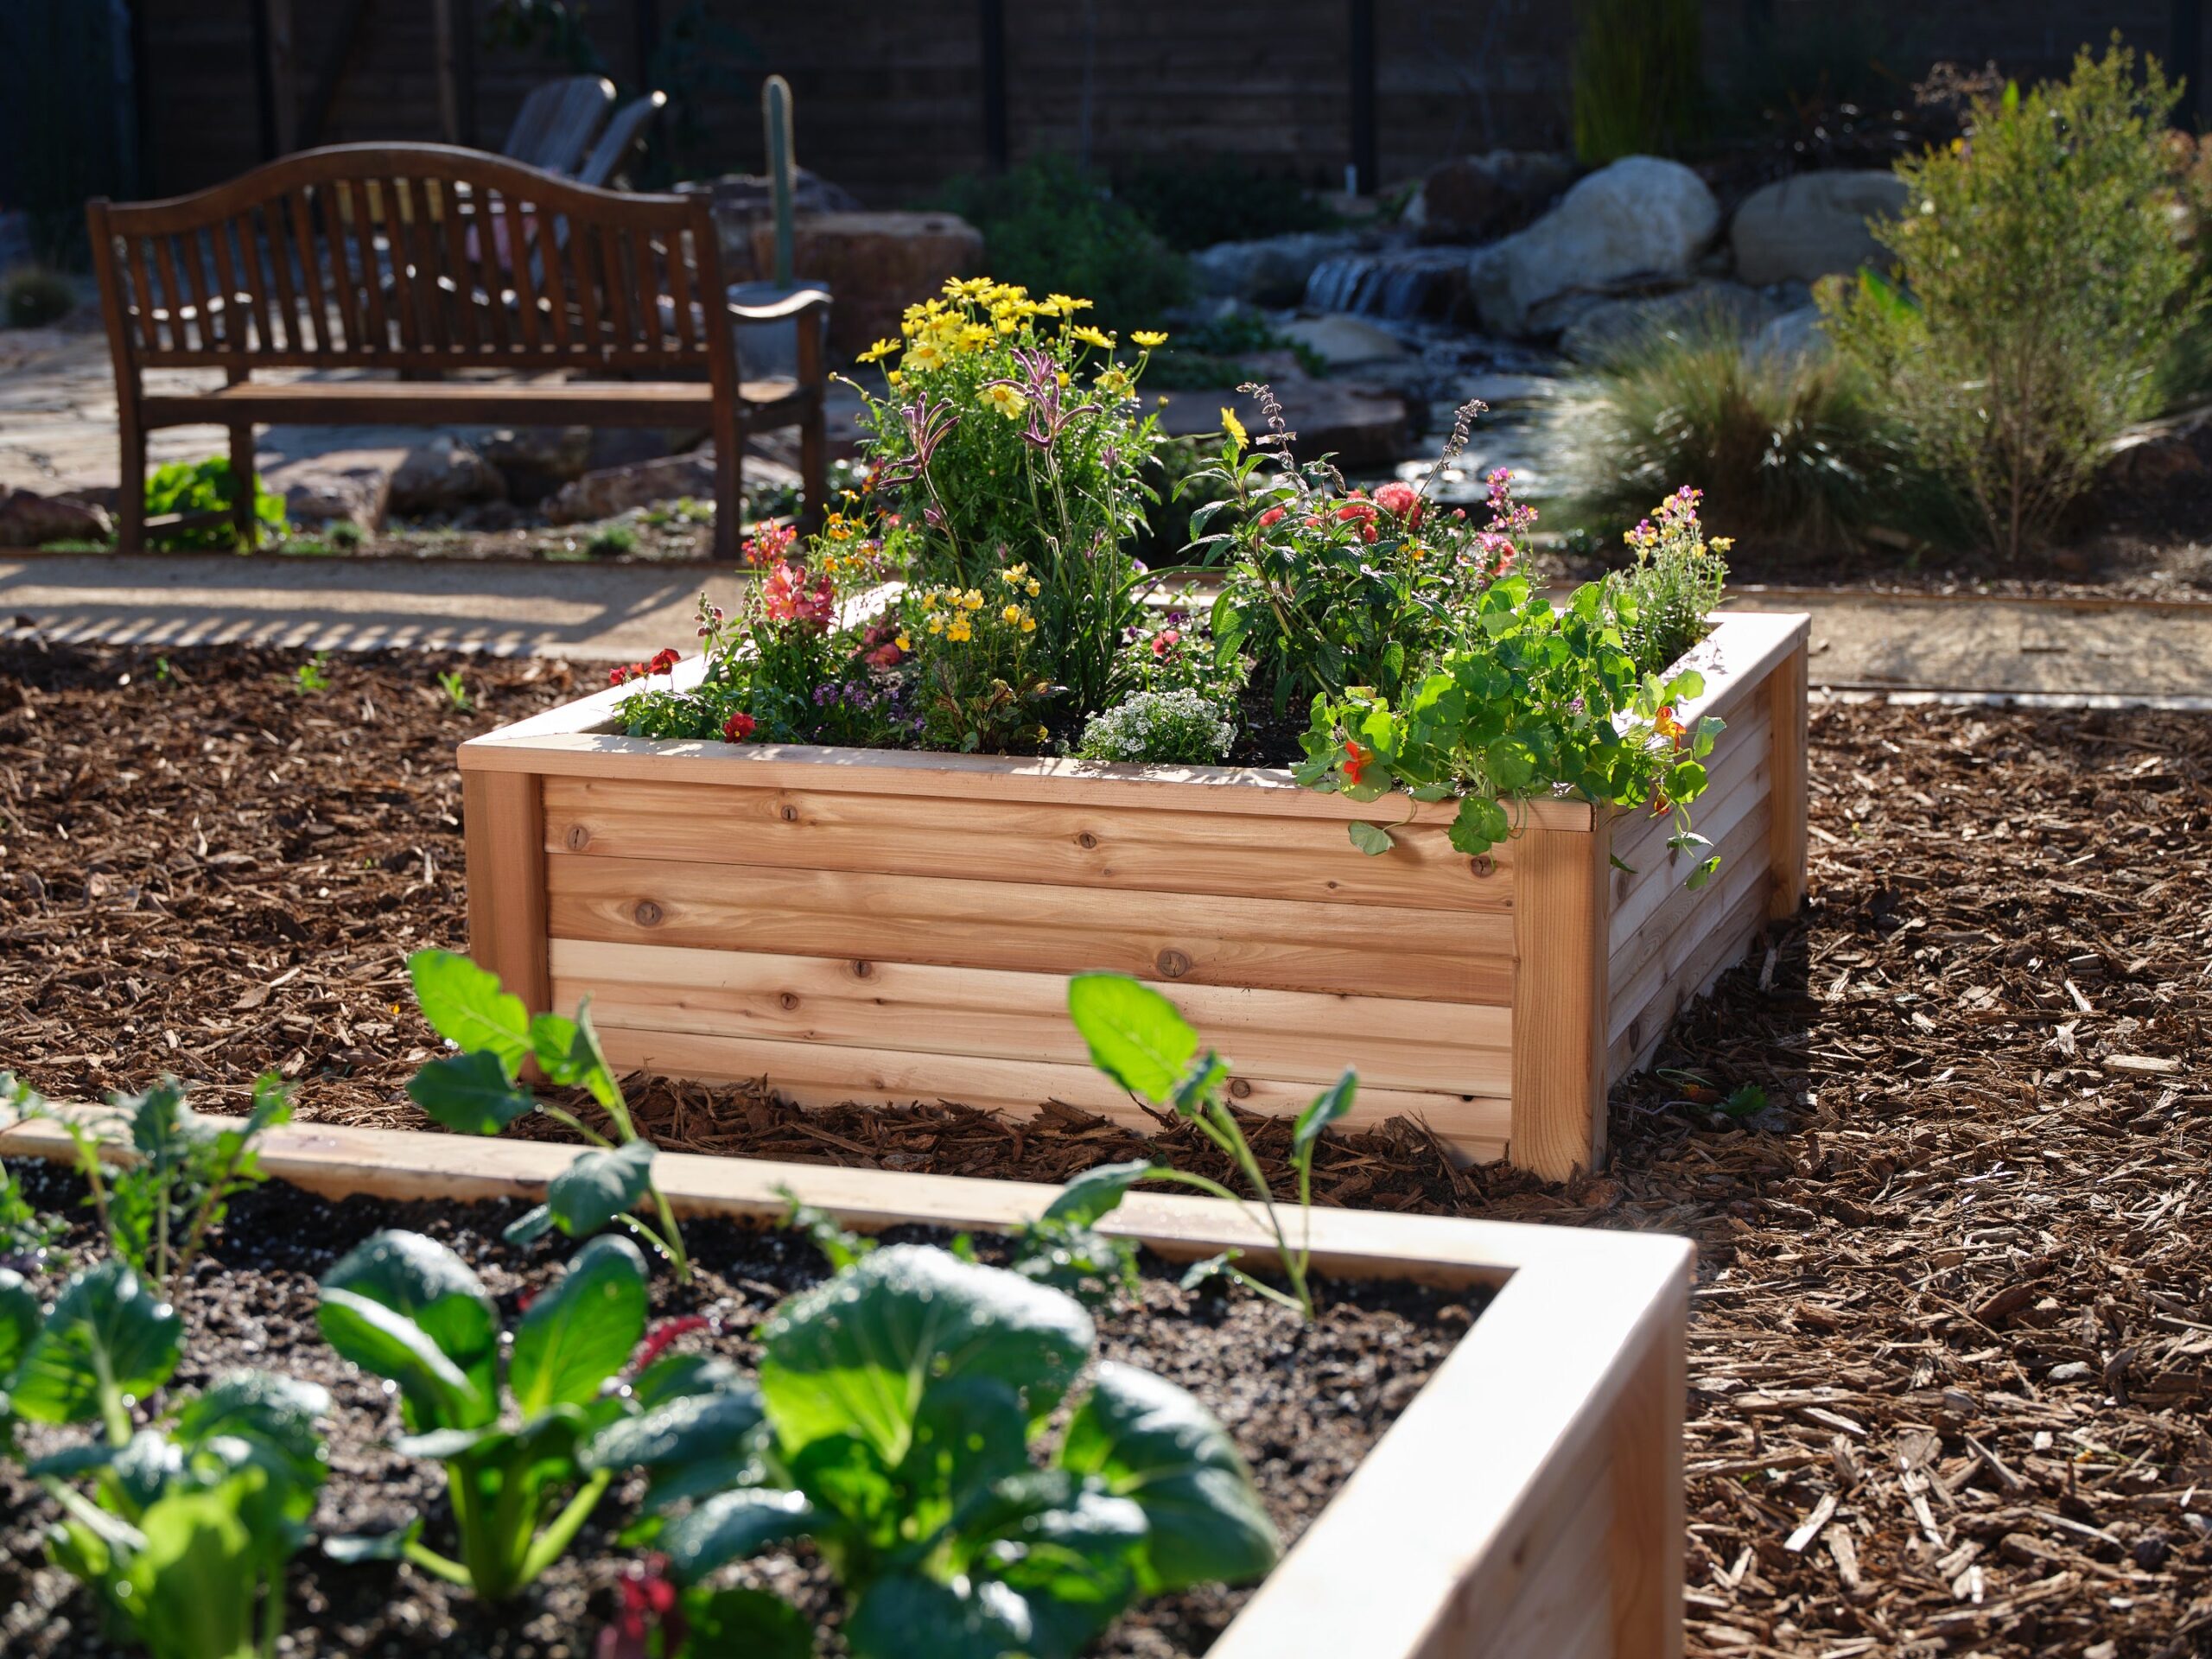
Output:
left=727, top=288, right=833, bottom=321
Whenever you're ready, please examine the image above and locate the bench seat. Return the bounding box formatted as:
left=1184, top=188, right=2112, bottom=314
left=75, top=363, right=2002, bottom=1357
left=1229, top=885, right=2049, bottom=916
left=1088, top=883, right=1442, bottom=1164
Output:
left=138, top=377, right=805, bottom=429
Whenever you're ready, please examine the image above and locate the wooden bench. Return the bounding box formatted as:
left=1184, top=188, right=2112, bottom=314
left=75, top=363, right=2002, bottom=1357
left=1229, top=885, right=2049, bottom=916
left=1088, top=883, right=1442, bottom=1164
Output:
left=86, top=143, right=827, bottom=559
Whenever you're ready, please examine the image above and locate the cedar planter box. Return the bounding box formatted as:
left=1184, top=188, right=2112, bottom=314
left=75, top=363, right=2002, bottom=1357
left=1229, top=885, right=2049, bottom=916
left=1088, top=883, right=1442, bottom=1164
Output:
left=0, top=1115, right=1694, bottom=1659
left=459, top=611, right=1809, bottom=1179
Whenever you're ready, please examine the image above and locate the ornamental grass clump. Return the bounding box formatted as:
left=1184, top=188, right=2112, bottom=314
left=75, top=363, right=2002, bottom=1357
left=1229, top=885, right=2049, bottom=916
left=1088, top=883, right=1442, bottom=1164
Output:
left=1821, top=40, right=2200, bottom=558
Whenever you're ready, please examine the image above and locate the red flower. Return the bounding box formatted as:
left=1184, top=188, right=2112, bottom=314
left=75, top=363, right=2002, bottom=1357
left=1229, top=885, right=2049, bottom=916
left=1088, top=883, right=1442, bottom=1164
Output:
left=596, top=1557, right=685, bottom=1659
left=740, top=521, right=799, bottom=569
left=1256, top=505, right=1286, bottom=529
left=1373, top=480, right=1421, bottom=522
left=1360, top=524, right=1377, bottom=543
left=648, top=647, right=681, bottom=677
left=1342, top=739, right=1372, bottom=785
left=761, top=561, right=836, bottom=632
left=864, top=642, right=903, bottom=668
left=609, top=664, right=635, bottom=687
left=1334, top=500, right=1377, bottom=524
left=722, top=711, right=757, bottom=741
left=1151, top=627, right=1181, bottom=658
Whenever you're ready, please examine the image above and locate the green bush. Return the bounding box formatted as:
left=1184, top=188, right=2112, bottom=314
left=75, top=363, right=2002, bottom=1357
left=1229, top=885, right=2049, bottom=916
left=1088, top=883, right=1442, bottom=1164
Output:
left=144, top=457, right=286, bottom=551
left=1570, top=0, right=1704, bottom=163
left=1822, top=41, right=2199, bottom=557
left=3, top=264, right=75, bottom=327
left=936, top=156, right=1188, bottom=333
left=1553, top=309, right=1945, bottom=553
left=1114, top=156, right=1342, bottom=251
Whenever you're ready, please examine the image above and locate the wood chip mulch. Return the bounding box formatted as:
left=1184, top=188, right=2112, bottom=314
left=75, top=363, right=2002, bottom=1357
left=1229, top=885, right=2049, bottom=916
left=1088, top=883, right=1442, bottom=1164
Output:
left=2, top=639, right=2209, bottom=1657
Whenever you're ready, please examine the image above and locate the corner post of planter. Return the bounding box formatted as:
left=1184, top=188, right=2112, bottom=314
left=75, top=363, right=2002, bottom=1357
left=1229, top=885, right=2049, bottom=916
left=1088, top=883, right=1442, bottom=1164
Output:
left=1510, top=808, right=1610, bottom=1180
left=1766, top=632, right=1810, bottom=918
left=1605, top=1267, right=1690, bottom=1658
left=460, top=749, right=551, bottom=1017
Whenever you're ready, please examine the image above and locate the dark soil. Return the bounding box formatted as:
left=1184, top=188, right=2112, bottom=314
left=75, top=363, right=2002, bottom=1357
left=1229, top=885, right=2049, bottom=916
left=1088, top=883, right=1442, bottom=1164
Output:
left=0, top=1168, right=1475, bottom=1659
left=4, top=640, right=2212, bottom=1655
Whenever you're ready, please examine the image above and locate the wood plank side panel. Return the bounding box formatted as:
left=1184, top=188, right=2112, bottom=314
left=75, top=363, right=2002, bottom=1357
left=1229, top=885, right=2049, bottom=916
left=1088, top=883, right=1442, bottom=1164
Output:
left=462, top=768, right=550, bottom=1016
left=1607, top=799, right=1776, bottom=1010
left=542, top=774, right=1516, bottom=913
left=1510, top=817, right=1608, bottom=1181
left=1606, top=1279, right=1689, bottom=1659
left=545, top=854, right=1516, bottom=1005
left=550, top=942, right=1514, bottom=1098
left=1605, top=862, right=1775, bottom=1086
left=1768, top=638, right=1809, bottom=919
left=586, top=1021, right=1512, bottom=1159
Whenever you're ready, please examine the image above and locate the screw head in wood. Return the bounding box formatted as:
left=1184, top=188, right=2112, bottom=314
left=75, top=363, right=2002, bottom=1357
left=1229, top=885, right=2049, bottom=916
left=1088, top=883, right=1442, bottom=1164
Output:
left=1154, top=948, right=1191, bottom=979
left=1229, top=1077, right=1253, bottom=1099
left=564, top=823, right=591, bottom=851
left=1468, top=855, right=1497, bottom=878
left=779, top=804, right=799, bottom=823
left=779, top=991, right=799, bottom=1011
left=850, top=959, right=874, bottom=979
left=1076, top=831, right=1099, bottom=850
left=632, top=899, right=664, bottom=927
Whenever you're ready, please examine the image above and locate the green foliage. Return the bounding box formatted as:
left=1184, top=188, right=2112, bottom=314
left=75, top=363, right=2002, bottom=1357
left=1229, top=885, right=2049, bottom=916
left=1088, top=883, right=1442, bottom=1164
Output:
left=936, top=156, right=1190, bottom=332
left=436, top=668, right=471, bottom=711
left=1113, top=157, right=1343, bottom=251
left=1075, top=689, right=1236, bottom=765
left=3, top=264, right=76, bottom=327
left=1570, top=0, right=1704, bottom=163
left=143, top=458, right=285, bottom=552
left=1, top=1258, right=327, bottom=1657
left=24, top=1074, right=290, bottom=1302
left=1295, top=572, right=1724, bottom=880
left=588, top=523, right=639, bottom=557
left=639, top=1243, right=1276, bottom=1658
left=405, top=950, right=691, bottom=1282
left=1554, top=309, right=1951, bottom=553
left=1604, top=488, right=1731, bottom=676
left=326, top=518, right=365, bottom=550
left=320, top=1229, right=746, bottom=1600
left=1063, top=975, right=1354, bottom=1321
left=1821, top=41, right=2199, bottom=557
left=293, top=652, right=331, bottom=696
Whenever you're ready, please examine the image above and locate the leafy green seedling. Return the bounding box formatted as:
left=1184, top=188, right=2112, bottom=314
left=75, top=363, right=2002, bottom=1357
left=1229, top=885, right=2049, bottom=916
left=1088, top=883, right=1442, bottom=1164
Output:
left=404, top=950, right=690, bottom=1282
left=1719, top=1084, right=1770, bottom=1121
left=635, top=1244, right=1279, bottom=1659
left=318, top=1229, right=747, bottom=1599
left=436, top=669, right=471, bottom=711
left=21, top=1071, right=291, bottom=1302
left=294, top=653, right=331, bottom=696
left=1061, top=975, right=1351, bottom=1320
left=0, top=1259, right=327, bottom=1658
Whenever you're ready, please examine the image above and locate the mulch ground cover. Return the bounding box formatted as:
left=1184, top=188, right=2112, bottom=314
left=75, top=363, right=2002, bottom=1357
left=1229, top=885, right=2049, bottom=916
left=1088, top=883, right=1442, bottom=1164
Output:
left=0, top=1168, right=1471, bottom=1658
left=3, top=638, right=2209, bottom=1657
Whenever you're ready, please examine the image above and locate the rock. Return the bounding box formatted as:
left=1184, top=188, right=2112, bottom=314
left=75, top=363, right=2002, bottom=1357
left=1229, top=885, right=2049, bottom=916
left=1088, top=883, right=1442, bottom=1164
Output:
left=0, top=487, right=111, bottom=545
left=472, top=426, right=592, bottom=505
left=1468, top=156, right=1722, bottom=336
left=1190, top=230, right=1367, bottom=308
left=1749, top=304, right=1830, bottom=366
left=389, top=435, right=505, bottom=516
left=1158, top=381, right=1409, bottom=469
left=544, top=444, right=806, bottom=525
left=680, top=168, right=866, bottom=281
left=1731, top=170, right=1909, bottom=287
left=261, top=449, right=400, bottom=531
left=1556, top=281, right=1781, bottom=364
left=753, top=213, right=983, bottom=363
left=584, top=425, right=711, bottom=474
left=1406, top=150, right=1576, bottom=244
left=1276, top=315, right=1411, bottom=371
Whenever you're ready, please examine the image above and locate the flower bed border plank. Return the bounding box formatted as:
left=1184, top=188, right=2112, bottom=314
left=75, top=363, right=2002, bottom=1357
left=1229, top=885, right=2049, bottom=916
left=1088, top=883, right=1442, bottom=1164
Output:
left=0, top=1114, right=1694, bottom=1659
left=456, top=612, right=1808, bottom=1180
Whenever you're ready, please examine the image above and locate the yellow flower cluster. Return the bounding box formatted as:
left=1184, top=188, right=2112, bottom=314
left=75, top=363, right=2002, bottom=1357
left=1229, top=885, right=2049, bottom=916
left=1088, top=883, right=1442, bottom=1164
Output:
left=916, top=580, right=1035, bottom=642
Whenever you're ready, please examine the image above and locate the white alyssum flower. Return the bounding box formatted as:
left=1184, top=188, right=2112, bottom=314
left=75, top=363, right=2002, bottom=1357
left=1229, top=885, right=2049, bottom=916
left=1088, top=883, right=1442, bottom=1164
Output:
left=1076, top=689, right=1236, bottom=766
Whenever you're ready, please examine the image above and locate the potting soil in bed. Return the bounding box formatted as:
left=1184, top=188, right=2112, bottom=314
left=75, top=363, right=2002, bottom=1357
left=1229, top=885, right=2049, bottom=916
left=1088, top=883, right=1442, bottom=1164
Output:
left=0, top=1166, right=1478, bottom=1657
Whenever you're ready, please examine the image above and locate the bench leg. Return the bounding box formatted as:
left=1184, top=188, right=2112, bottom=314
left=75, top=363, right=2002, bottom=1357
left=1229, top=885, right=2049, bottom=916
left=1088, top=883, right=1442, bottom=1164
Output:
left=230, top=423, right=258, bottom=550
left=118, top=417, right=147, bottom=554
left=714, top=422, right=744, bottom=565
left=799, top=401, right=827, bottom=537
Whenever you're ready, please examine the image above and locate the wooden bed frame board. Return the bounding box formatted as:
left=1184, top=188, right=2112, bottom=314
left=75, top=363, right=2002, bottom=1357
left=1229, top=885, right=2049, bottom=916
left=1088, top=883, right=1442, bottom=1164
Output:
left=456, top=610, right=1810, bottom=1182
left=0, top=1113, right=1692, bottom=1659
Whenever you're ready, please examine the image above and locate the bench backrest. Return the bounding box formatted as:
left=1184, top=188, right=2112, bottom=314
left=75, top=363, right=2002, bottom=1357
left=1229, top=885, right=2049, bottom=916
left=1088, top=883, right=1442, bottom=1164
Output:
left=86, top=143, right=730, bottom=378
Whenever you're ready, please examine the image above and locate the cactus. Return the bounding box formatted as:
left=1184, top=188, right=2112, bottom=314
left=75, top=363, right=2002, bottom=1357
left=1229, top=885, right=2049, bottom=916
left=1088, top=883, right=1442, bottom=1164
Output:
left=764, top=73, right=796, bottom=287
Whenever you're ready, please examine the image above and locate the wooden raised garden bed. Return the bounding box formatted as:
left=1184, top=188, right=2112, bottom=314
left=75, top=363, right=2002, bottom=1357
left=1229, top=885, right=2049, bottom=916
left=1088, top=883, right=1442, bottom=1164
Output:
left=0, top=1114, right=1694, bottom=1659
left=459, top=611, right=1809, bottom=1179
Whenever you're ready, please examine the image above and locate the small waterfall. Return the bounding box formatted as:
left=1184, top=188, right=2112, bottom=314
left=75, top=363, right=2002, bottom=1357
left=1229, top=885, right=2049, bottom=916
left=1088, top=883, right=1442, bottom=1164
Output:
left=1302, top=249, right=1468, bottom=321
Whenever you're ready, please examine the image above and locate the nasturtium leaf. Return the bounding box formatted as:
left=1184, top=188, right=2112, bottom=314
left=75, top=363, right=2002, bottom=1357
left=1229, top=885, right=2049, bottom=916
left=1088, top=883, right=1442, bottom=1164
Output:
left=0, top=1267, right=41, bottom=1379
left=843, top=1571, right=1035, bottom=1659
left=582, top=1382, right=766, bottom=1475
left=662, top=1487, right=818, bottom=1585
left=407, top=949, right=531, bottom=1074
left=679, top=1585, right=814, bottom=1659
left=759, top=1245, right=1093, bottom=1466
left=1066, top=975, right=1198, bottom=1103
left=1447, top=794, right=1511, bottom=855
left=1345, top=820, right=1394, bottom=856
left=1293, top=1071, right=1357, bottom=1163
left=1040, top=1161, right=1156, bottom=1229
left=543, top=1139, right=656, bottom=1238
left=1663, top=759, right=1707, bottom=802
left=405, top=1051, right=536, bottom=1136
left=10, top=1262, right=183, bottom=1426
left=1687, top=854, right=1722, bottom=891
left=1059, top=1361, right=1279, bottom=1593
left=510, top=1234, right=648, bottom=1418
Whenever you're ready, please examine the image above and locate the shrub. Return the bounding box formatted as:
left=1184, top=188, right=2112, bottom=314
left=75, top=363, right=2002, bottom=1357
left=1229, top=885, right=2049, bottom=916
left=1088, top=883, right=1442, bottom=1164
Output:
left=586, top=522, right=638, bottom=556
left=3, top=264, right=75, bottom=327
left=1114, top=156, right=1342, bottom=251
left=143, top=457, right=286, bottom=551
left=1822, top=41, right=2199, bottom=557
left=1570, top=0, right=1704, bottom=163
left=936, top=156, right=1189, bottom=332
left=1076, top=689, right=1236, bottom=765
left=1554, top=310, right=1940, bottom=552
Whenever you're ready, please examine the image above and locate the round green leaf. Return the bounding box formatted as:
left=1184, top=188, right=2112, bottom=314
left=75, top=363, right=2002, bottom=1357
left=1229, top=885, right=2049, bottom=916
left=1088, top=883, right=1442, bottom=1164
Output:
left=1346, top=820, right=1395, bottom=856
left=319, top=1230, right=498, bottom=1424
left=405, top=1052, right=536, bottom=1136
left=582, top=1384, right=765, bottom=1475
left=544, top=1140, right=655, bottom=1238
left=511, top=1235, right=648, bottom=1418
left=407, top=949, right=531, bottom=1073
left=662, top=1488, right=818, bottom=1586
left=1065, top=976, right=1198, bottom=1102
left=11, top=1262, right=183, bottom=1426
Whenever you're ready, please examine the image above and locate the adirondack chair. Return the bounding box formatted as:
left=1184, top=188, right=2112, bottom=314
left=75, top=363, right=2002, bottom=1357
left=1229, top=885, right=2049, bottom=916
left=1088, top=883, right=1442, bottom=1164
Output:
left=575, top=92, right=666, bottom=189
left=501, top=76, right=615, bottom=175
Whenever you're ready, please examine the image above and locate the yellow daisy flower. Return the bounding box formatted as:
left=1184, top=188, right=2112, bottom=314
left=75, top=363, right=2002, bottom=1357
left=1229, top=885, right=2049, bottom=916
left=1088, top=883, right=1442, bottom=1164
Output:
left=905, top=339, right=946, bottom=372
left=1020, top=614, right=1037, bottom=632
left=1131, top=329, right=1168, bottom=347
left=857, top=337, right=899, bottom=363
left=1096, top=366, right=1131, bottom=398
left=1024, top=578, right=1039, bottom=596
left=986, top=383, right=1027, bottom=419
left=1071, top=324, right=1114, bottom=350
left=1222, top=408, right=1249, bottom=448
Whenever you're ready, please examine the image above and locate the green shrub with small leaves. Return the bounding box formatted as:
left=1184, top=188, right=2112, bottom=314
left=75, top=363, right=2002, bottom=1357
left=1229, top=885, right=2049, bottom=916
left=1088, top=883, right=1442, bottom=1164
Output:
left=143, top=457, right=285, bottom=551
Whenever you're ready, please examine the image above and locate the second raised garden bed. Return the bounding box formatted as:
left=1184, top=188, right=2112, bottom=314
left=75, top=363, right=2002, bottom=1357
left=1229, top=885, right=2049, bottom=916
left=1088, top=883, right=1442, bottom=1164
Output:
left=458, top=610, right=1809, bottom=1179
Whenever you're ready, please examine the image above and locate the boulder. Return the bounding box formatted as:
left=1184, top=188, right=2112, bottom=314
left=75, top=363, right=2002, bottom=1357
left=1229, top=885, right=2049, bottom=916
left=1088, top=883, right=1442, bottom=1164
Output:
left=753, top=213, right=983, bottom=363
left=1190, top=230, right=1367, bottom=308
left=1276, top=315, right=1412, bottom=371
left=388, top=435, right=505, bottom=516
left=0, top=487, right=111, bottom=546
left=262, top=448, right=400, bottom=531
left=1730, top=170, right=1909, bottom=287
left=1406, top=150, right=1576, bottom=244
left=473, top=426, right=593, bottom=505
left=1748, top=304, right=1831, bottom=366
left=1467, top=156, right=1721, bottom=336
left=1557, top=281, right=1781, bottom=364
left=544, top=444, right=805, bottom=525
